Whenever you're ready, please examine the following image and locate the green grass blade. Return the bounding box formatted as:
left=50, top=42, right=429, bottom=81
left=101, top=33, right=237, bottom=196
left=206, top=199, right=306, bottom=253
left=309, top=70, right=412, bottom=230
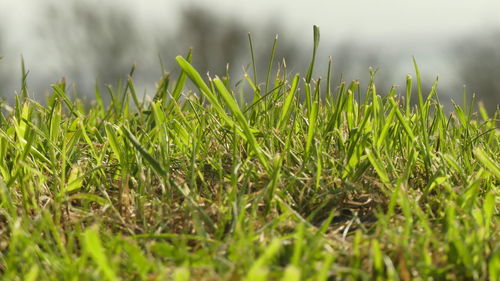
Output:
left=213, top=78, right=270, bottom=171
left=305, top=25, right=320, bottom=83
left=245, top=239, right=281, bottom=281
left=122, top=126, right=166, bottom=175
left=265, top=35, right=278, bottom=96
left=248, top=32, right=258, bottom=87
left=171, top=48, right=193, bottom=102
left=389, top=97, right=415, bottom=140
left=277, top=74, right=299, bottom=129
left=412, top=58, right=431, bottom=171
left=366, top=148, right=391, bottom=186
left=305, top=79, right=320, bottom=158
left=176, top=56, right=237, bottom=130
left=104, top=122, right=122, bottom=164
left=474, top=148, right=500, bottom=179
left=281, top=265, right=301, bottom=281
left=405, top=75, right=412, bottom=118
left=82, top=227, right=118, bottom=281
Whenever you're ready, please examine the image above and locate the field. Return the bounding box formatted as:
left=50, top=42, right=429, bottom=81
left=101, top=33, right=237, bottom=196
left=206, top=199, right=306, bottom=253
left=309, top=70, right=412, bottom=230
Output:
left=0, top=27, right=499, bottom=280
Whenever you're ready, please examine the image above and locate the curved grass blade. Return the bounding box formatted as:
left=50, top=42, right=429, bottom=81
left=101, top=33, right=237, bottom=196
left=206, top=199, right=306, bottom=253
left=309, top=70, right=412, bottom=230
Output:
left=265, top=35, right=278, bottom=95
left=213, top=78, right=270, bottom=171
left=365, top=148, right=391, bottom=186
left=122, top=126, right=166, bottom=175
left=104, top=122, right=123, bottom=164
left=172, top=48, right=193, bottom=102
left=82, top=227, right=118, bottom=281
left=305, top=25, right=320, bottom=83
left=277, top=74, right=299, bottom=130
left=474, top=148, right=500, bottom=179
left=176, top=56, right=237, bottom=131
left=305, top=79, right=320, bottom=158
left=245, top=239, right=282, bottom=281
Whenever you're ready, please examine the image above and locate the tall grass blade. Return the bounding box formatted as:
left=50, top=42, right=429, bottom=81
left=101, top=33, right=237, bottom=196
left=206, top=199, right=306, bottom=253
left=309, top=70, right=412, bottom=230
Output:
left=305, top=25, right=320, bottom=83
left=122, top=126, right=166, bottom=175
left=474, top=148, right=500, bottom=179
left=277, top=74, right=299, bottom=130
left=82, top=227, right=118, bottom=281
left=213, top=78, right=270, bottom=170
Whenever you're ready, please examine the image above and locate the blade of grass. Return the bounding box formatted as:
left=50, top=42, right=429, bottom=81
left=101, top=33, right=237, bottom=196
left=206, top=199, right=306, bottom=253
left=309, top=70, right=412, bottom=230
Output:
left=82, top=227, right=118, bottom=281
left=277, top=74, right=299, bottom=130
left=176, top=56, right=239, bottom=132
left=122, top=126, right=166, bottom=175
left=213, top=78, right=270, bottom=171
left=305, top=25, right=320, bottom=83
left=474, top=148, right=500, bottom=179
left=305, top=79, right=320, bottom=158
left=265, top=35, right=278, bottom=97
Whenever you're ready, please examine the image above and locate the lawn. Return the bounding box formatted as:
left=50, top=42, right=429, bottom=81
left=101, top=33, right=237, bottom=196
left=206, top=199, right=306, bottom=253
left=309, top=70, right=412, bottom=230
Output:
left=0, top=26, right=499, bottom=280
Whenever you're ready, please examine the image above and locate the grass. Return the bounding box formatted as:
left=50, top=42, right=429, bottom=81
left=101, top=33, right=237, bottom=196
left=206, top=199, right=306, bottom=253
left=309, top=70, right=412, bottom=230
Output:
left=0, top=26, right=499, bottom=280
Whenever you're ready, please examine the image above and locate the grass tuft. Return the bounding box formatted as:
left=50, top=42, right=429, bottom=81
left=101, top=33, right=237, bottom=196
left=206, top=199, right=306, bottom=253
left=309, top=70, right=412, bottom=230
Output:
left=0, top=26, right=498, bottom=280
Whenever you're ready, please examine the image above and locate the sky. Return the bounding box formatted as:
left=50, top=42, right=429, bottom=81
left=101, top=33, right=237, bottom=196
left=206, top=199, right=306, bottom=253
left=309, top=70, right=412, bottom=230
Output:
left=4, top=0, right=500, bottom=44
left=200, top=0, right=500, bottom=42
left=1, top=0, right=499, bottom=107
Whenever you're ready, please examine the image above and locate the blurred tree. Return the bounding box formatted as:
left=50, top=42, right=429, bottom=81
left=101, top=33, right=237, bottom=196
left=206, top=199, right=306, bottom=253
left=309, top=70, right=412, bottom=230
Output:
left=452, top=30, right=500, bottom=114
left=326, top=42, right=397, bottom=99
left=38, top=1, right=142, bottom=95
left=158, top=6, right=301, bottom=85
left=160, top=6, right=248, bottom=77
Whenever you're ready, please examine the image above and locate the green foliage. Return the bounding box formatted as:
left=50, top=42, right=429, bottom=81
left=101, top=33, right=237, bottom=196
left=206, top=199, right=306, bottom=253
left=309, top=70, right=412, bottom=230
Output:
left=0, top=27, right=498, bottom=280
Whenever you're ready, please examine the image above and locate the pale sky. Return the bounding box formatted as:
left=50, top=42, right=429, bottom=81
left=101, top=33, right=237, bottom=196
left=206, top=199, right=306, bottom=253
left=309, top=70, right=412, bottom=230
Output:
left=196, top=0, right=500, bottom=43
left=3, top=0, right=500, bottom=43
left=3, top=0, right=499, bottom=67
left=2, top=0, right=498, bottom=62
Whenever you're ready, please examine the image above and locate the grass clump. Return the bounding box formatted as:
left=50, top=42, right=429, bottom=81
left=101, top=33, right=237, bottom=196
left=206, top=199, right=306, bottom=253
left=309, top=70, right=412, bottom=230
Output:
left=0, top=26, right=499, bottom=280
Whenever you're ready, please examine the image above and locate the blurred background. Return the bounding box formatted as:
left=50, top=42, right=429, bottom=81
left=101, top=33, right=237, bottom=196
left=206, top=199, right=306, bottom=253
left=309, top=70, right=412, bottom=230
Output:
left=0, top=0, right=499, bottom=113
